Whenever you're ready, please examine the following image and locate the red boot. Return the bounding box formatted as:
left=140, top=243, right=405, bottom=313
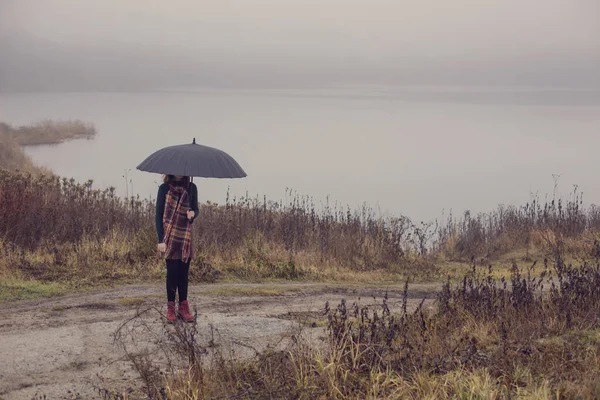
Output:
left=166, top=301, right=177, bottom=324
left=177, top=300, right=195, bottom=322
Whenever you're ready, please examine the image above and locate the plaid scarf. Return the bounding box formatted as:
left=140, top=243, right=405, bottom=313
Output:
left=162, top=184, right=193, bottom=262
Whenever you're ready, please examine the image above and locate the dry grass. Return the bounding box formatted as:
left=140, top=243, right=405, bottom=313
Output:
left=0, top=119, right=96, bottom=146
left=0, top=233, right=165, bottom=284
left=0, top=120, right=77, bottom=186
left=2, top=120, right=600, bottom=296
left=435, top=190, right=600, bottom=261
left=2, top=160, right=600, bottom=297
left=0, top=166, right=440, bottom=290
left=106, top=255, right=600, bottom=399
left=119, top=296, right=152, bottom=307
left=0, top=127, right=48, bottom=174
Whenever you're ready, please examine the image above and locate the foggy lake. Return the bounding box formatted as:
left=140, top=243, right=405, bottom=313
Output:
left=1, top=87, right=599, bottom=223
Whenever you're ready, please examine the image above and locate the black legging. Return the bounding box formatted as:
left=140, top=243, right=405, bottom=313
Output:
left=166, top=259, right=190, bottom=302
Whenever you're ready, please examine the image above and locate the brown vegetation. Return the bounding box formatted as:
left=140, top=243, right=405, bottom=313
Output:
left=0, top=119, right=96, bottom=146
left=2, top=120, right=600, bottom=288
left=2, top=162, right=600, bottom=289
left=108, top=256, right=600, bottom=399
left=0, top=169, right=437, bottom=286
left=0, top=125, right=38, bottom=172
left=4, top=119, right=600, bottom=398
left=435, top=188, right=600, bottom=261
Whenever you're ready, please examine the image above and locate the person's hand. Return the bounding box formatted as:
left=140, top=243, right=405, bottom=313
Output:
left=187, top=210, right=195, bottom=220
left=157, top=243, right=167, bottom=253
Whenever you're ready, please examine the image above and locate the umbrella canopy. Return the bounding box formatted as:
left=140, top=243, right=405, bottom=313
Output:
left=136, top=139, right=247, bottom=178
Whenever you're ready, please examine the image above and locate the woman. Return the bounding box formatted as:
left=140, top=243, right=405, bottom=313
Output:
left=155, top=174, right=199, bottom=323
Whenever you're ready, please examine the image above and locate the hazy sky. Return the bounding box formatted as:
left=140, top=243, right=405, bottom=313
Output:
left=1, top=0, right=599, bottom=90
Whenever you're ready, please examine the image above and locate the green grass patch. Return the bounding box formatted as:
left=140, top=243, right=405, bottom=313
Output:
left=0, top=279, right=68, bottom=302
left=119, top=296, right=150, bottom=306
left=202, top=285, right=306, bottom=297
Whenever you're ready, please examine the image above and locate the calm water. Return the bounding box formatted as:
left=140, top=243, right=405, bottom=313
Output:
left=1, top=88, right=599, bottom=223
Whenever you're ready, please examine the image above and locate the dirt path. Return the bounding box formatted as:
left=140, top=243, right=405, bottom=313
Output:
left=0, top=282, right=440, bottom=400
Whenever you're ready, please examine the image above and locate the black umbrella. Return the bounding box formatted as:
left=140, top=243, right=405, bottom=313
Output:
left=136, top=138, right=247, bottom=179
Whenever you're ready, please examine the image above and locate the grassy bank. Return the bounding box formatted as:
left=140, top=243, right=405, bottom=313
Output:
left=0, top=125, right=40, bottom=172
left=1, top=120, right=600, bottom=298
left=2, top=163, right=598, bottom=292
left=0, top=119, right=94, bottom=175
left=0, top=119, right=96, bottom=146
left=0, top=168, right=437, bottom=291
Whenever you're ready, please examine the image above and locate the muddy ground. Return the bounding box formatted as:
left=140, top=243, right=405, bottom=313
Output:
left=0, top=282, right=439, bottom=399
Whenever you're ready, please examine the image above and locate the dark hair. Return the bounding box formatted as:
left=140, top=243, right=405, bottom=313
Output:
left=163, top=175, right=190, bottom=187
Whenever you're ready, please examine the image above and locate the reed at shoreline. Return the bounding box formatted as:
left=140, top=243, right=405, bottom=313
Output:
left=0, top=119, right=96, bottom=146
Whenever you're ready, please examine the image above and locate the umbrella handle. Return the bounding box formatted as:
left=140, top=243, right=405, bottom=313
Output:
left=189, top=176, right=194, bottom=223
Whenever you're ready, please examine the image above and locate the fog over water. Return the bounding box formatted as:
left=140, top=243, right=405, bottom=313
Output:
left=2, top=88, right=599, bottom=223
left=0, top=0, right=598, bottom=222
